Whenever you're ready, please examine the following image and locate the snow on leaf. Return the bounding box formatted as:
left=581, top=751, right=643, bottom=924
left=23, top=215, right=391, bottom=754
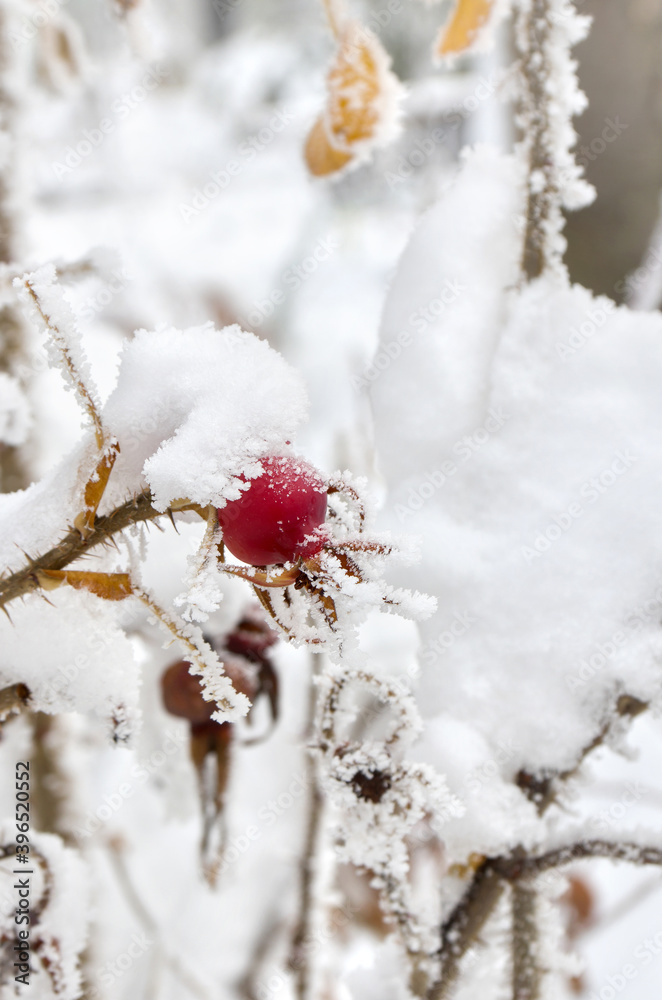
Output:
left=305, top=21, right=403, bottom=177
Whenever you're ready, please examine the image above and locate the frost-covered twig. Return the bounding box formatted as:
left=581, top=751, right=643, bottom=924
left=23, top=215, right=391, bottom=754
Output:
left=502, top=840, right=662, bottom=877
left=516, top=693, right=648, bottom=814
left=289, top=653, right=326, bottom=1000
left=0, top=490, right=168, bottom=611
left=428, top=860, right=506, bottom=1000
left=428, top=837, right=662, bottom=999
left=514, top=0, right=592, bottom=279
left=17, top=269, right=104, bottom=447
left=511, top=881, right=541, bottom=1000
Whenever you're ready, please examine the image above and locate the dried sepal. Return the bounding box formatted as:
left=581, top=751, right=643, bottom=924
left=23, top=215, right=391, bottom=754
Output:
left=74, top=438, right=120, bottom=538
left=435, top=0, right=495, bottom=58
left=36, top=569, right=133, bottom=601
left=305, top=21, right=402, bottom=177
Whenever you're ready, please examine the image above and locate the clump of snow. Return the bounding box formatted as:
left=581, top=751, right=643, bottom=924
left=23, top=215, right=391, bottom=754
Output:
left=370, top=147, right=662, bottom=856
left=0, top=588, right=141, bottom=733
left=102, top=322, right=310, bottom=511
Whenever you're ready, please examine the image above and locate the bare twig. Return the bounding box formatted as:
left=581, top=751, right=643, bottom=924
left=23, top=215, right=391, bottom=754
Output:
left=511, top=881, right=541, bottom=1000
left=289, top=652, right=325, bottom=1000
left=516, top=694, right=648, bottom=814
left=428, top=861, right=506, bottom=1000
left=516, top=0, right=559, bottom=280
left=20, top=275, right=104, bottom=448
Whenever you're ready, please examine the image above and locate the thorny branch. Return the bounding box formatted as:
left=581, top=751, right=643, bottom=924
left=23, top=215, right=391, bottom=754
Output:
left=0, top=490, right=194, bottom=612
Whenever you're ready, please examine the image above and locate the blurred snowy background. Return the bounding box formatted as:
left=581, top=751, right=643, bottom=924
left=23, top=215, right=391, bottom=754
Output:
left=1, top=1, right=662, bottom=999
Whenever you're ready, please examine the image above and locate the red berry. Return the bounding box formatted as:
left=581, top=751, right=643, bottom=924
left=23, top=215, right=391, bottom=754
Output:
left=217, top=456, right=327, bottom=566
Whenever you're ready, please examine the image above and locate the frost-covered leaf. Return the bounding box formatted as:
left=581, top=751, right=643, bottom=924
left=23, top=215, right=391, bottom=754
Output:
left=305, top=22, right=403, bottom=177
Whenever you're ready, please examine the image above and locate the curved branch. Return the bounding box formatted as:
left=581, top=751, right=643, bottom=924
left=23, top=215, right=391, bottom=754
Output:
left=0, top=490, right=171, bottom=611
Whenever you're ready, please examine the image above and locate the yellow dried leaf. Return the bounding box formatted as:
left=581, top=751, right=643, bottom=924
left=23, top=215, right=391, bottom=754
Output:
left=305, top=118, right=353, bottom=177
left=305, top=23, right=401, bottom=177
left=436, top=0, right=494, bottom=57
left=75, top=439, right=120, bottom=538
left=37, top=570, right=133, bottom=601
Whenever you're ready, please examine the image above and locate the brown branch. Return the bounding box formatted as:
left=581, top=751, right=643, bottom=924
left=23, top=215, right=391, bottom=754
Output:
left=511, top=881, right=541, bottom=1000
left=0, top=490, right=169, bottom=611
left=498, top=840, right=662, bottom=880
left=428, top=835, right=662, bottom=1000
left=289, top=652, right=325, bottom=1000
left=0, top=681, right=29, bottom=718
left=516, top=693, right=648, bottom=813
left=428, top=862, right=506, bottom=1000
left=516, top=0, right=558, bottom=280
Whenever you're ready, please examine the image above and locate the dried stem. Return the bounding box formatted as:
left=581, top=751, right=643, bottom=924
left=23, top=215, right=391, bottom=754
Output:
left=428, top=862, right=506, bottom=1000
left=21, top=275, right=104, bottom=448
left=511, top=881, right=541, bottom=1000
left=516, top=0, right=560, bottom=280
left=427, top=838, right=662, bottom=1000
left=289, top=652, right=326, bottom=1000
left=429, top=693, right=652, bottom=1000
left=516, top=694, right=648, bottom=814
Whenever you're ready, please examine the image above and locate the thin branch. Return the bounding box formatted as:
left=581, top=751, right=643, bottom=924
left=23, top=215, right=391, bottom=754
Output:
left=511, top=882, right=541, bottom=1000
left=516, top=694, right=648, bottom=814
left=21, top=274, right=104, bottom=448
left=499, top=840, right=662, bottom=879
left=516, top=0, right=559, bottom=280
left=0, top=490, right=192, bottom=611
left=289, top=652, right=325, bottom=1000
left=428, top=836, right=662, bottom=999
left=428, top=861, right=506, bottom=1000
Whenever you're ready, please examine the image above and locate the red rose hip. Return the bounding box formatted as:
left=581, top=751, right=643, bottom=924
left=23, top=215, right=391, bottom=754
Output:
left=217, top=456, right=327, bottom=566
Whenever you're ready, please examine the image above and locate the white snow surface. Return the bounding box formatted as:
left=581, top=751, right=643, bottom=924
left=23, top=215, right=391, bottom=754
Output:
left=371, top=148, right=662, bottom=854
